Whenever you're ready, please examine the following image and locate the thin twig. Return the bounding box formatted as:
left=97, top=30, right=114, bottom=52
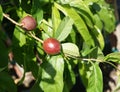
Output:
left=82, top=58, right=103, bottom=62
left=64, top=53, right=103, bottom=62
left=28, top=32, right=43, bottom=43
left=3, top=13, right=23, bottom=26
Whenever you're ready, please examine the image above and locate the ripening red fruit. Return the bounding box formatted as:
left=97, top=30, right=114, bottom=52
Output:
left=43, top=38, right=61, bottom=55
left=21, top=15, right=37, bottom=31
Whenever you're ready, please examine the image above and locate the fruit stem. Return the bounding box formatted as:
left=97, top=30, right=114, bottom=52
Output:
left=28, top=32, right=43, bottom=43
left=3, top=13, right=43, bottom=43
left=3, top=13, right=23, bottom=26
left=64, top=54, right=103, bottom=62
left=82, top=58, right=102, bottom=62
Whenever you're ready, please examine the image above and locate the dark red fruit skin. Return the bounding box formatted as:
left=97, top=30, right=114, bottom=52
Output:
left=21, top=15, right=37, bottom=31
left=43, top=38, right=61, bottom=55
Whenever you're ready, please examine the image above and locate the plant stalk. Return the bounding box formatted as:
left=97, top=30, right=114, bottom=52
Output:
left=28, top=32, right=43, bottom=43
left=3, top=13, right=23, bottom=26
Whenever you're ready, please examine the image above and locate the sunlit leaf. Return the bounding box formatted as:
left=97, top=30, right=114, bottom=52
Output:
left=40, top=55, right=64, bottom=92
left=70, top=0, right=95, bottom=29
left=79, top=62, right=103, bottom=92
left=0, top=5, right=3, bottom=22
left=86, top=62, right=103, bottom=92
left=92, top=26, right=104, bottom=49
left=93, top=14, right=103, bottom=30
left=84, top=0, right=99, bottom=5
left=12, top=27, right=26, bottom=65
left=55, top=16, right=73, bottom=41
left=79, top=61, right=89, bottom=87
left=104, top=52, right=120, bottom=63
left=23, top=37, right=38, bottom=74
left=97, top=7, right=115, bottom=33
left=55, top=3, right=95, bottom=46
left=62, top=43, right=80, bottom=57
left=52, top=5, right=61, bottom=31
left=81, top=43, right=93, bottom=56
left=41, top=19, right=53, bottom=38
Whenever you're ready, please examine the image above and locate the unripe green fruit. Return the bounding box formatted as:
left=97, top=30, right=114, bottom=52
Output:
left=43, top=38, right=61, bottom=55
left=21, top=15, right=37, bottom=31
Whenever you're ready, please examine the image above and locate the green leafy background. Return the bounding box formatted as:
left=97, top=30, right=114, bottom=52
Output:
left=0, top=0, right=119, bottom=92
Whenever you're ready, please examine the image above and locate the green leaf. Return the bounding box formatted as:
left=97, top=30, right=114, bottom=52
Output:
left=31, top=67, right=43, bottom=92
left=92, top=25, right=104, bottom=50
left=79, top=62, right=103, bottom=92
left=69, top=1, right=104, bottom=49
left=0, top=72, right=17, bottom=92
left=84, top=0, right=99, bottom=5
left=63, top=60, right=76, bottom=92
left=0, top=5, right=3, bottom=22
left=88, top=47, right=100, bottom=59
left=32, top=0, right=43, bottom=25
left=12, top=27, right=26, bottom=65
left=81, top=44, right=104, bottom=61
left=97, top=0, right=111, bottom=9
left=97, top=7, right=115, bottom=33
left=55, top=3, right=94, bottom=46
left=74, top=8, right=94, bottom=29
left=40, top=55, right=64, bottom=92
left=96, top=48, right=105, bottom=61
left=23, top=37, right=37, bottom=73
left=79, top=61, right=89, bottom=87
left=79, top=61, right=103, bottom=92
left=36, top=40, right=44, bottom=55
left=13, top=27, right=38, bottom=81
left=13, top=27, right=37, bottom=72
left=52, top=5, right=61, bottom=31
left=67, top=28, right=77, bottom=43
left=81, top=42, right=93, bottom=56
left=70, top=0, right=95, bottom=29
left=86, top=62, right=103, bottom=92
left=94, top=14, right=103, bottom=30
left=55, top=16, right=74, bottom=41
left=62, top=43, right=80, bottom=58
left=13, top=27, right=26, bottom=47
left=104, top=52, right=120, bottom=63
left=41, top=19, right=53, bottom=38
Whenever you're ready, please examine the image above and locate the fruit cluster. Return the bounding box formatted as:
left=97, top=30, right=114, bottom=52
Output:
left=21, top=15, right=61, bottom=55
